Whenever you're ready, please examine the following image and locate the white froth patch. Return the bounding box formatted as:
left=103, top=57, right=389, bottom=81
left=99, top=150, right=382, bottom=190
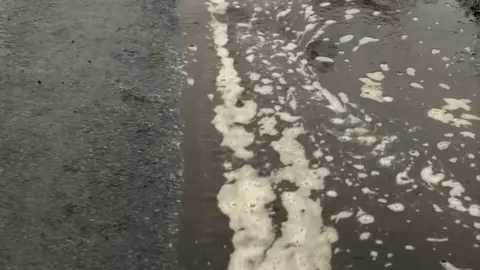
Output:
left=357, top=211, right=375, bottom=224
left=410, top=82, right=424, bottom=89
left=366, top=71, right=385, bottom=81
left=387, top=203, right=405, bottom=212
left=397, top=167, right=414, bottom=185
left=469, top=204, right=480, bottom=217
left=379, top=156, right=395, bottom=167
left=460, top=131, right=475, bottom=138
left=439, top=83, right=451, bottom=90
left=316, top=56, right=334, bottom=63
left=326, top=190, right=338, bottom=197
left=320, top=2, right=331, bottom=7
left=269, top=126, right=338, bottom=270
left=359, top=77, right=392, bottom=103
left=427, top=237, right=449, bottom=242
left=217, top=166, right=277, bottom=270
left=443, top=98, right=471, bottom=111
left=433, top=204, right=443, bottom=212
left=373, top=11, right=381, bottom=16
left=282, top=42, right=297, bottom=51
left=406, top=67, right=416, bottom=76
left=421, top=165, right=445, bottom=185
left=331, top=211, right=353, bottom=222
left=448, top=197, right=467, bottom=212
left=401, top=34, right=408, bottom=40
left=362, top=187, right=377, bottom=195
left=412, top=17, right=418, bottom=21
left=254, top=85, right=274, bottom=95
left=353, top=37, right=380, bottom=52
left=405, top=245, right=415, bottom=250
left=380, top=63, right=389, bottom=71
left=339, top=34, right=354, bottom=44
left=209, top=3, right=257, bottom=159
left=440, top=261, right=472, bottom=270
left=427, top=109, right=472, bottom=127
left=345, top=8, right=361, bottom=16
left=360, top=232, right=371, bottom=240
left=461, top=113, right=480, bottom=121
left=187, top=78, right=195, bottom=85
left=432, top=49, right=441, bottom=55
left=437, top=141, right=451, bottom=150
left=259, top=116, right=278, bottom=136
left=249, top=72, right=261, bottom=81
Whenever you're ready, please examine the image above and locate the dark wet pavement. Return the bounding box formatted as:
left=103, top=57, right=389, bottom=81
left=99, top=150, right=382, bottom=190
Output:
left=0, top=1, right=183, bottom=269
left=181, top=0, right=480, bottom=269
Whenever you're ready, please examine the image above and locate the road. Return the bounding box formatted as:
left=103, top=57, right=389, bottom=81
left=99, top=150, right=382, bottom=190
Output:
left=0, top=1, right=183, bottom=269
left=1, top=0, right=479, bottom=270
left=180, top=0, right=480, bottom=270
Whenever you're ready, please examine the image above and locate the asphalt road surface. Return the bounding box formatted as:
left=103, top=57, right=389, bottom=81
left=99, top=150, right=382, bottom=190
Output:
left=1, top=0, right=480, bottom=270
left=0, top=1, right=183, bottom=269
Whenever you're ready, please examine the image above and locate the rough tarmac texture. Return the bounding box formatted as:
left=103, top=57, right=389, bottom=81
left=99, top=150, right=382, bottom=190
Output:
left=0, top=1, right=183, bottom=269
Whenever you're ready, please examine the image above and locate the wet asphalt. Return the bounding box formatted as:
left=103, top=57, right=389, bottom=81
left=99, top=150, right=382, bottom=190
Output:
left=180, top=0, right=480, bottom=270
left=1, top=0, right=480, bottom=270
left=0, top=1, right=183, bottom=269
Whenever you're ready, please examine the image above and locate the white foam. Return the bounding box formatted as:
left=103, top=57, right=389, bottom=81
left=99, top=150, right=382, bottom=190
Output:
left=359, top=77, right=392, bottom=103
left=316, top=56, right=334, bottom=63
left=461, top=113, right=480, bottom=121
left=366, top=71, right=385, bottom=81
left=443, top=98, right=471, bottom=111
left=380, top=63, right=389, bottom=71
left=433, top=204, right=443, bottom=212
left=460, top=131, right=475, bottom=138
left=331, top=211, right=353, bottom=222
left=469, top=204, right=480, bottom=217
left=410, top=82, right=424, bottom=89
left=405, top=245, right=415, bottom=250
left=359, top=232, right=371, bottom=240
left=254, top=85, right=274, bottom=95
left=259, top=116, right=278, bottom=136
left=387, top=203, right=405, bottom=212
left=326, top=190, right=338, bottom=197
left=339, top=34, right=354, bottom=44
left=406, top=67, right=416, bottom=76
left=440, top=261, right=473, bottom=270
left=427, top=237, right=448, bottom=242
left=432, top=49, right=441, bottom=55
left=396, top=167, right=415, bottom=185
left=427, top=108, right=472, bottom=127
left=345, top=8, right=361, bottom=15
left=420, top=165, right=445, bottom=185
left=439, top=83, right=451, bottom=90
left=437, top=141, right=451, bottom=150
left=353, top=37, right=380, bottom=52
left=357, top=213, right=375, bottom=224
left=217, top=166, right=277, bottom=270
left=209, top=4, right=257, bottom=159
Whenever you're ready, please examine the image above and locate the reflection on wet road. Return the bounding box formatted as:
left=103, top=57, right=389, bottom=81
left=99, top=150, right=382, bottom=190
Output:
left=180, top=0, right=480, bottom=269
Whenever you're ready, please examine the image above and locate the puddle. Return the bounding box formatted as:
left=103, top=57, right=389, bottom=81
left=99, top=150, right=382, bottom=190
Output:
left=179, top=0, right=480, bottom=269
